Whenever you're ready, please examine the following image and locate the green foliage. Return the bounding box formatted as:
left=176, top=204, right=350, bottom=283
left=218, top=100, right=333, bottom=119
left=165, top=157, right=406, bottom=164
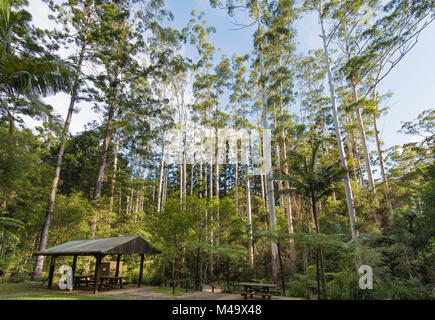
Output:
left=286, top=272, right=316, bottom=299
left=49, top=192, right=94, bottom=243
left=0, top=0, right=71, bottom=132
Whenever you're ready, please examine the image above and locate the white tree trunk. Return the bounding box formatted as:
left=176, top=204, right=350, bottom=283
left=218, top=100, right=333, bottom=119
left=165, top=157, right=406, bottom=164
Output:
left=318, top=1, right=357, bottom=239
left=157, top=136, right=165, bottom=213
left=245, top=153, right=254, bottom=270
left=256, top=0, right=280, bottom=282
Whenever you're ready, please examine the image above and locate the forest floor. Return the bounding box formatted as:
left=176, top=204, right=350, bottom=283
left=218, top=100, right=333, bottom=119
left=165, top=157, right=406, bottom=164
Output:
left=0, top=282, right=301, bottom=300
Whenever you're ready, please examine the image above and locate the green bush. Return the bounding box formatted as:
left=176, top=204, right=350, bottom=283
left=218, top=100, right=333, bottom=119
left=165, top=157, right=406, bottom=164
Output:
left=286, top=273, right=316, bottom=299
left=128, top=266, right=140, bottom=284
left=379, top=279, right=433, bottom=300
left=7, top=273, right=31, bottom=283
left=286, top=279, right=311, bottom=299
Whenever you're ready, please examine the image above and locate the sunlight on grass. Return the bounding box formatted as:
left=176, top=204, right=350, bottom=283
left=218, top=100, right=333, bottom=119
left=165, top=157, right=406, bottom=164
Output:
left=2, top=293, right=127, bottom=300
left=0, top=282, right=41, bottom=295
left=0, top=281, right=130, bottom=300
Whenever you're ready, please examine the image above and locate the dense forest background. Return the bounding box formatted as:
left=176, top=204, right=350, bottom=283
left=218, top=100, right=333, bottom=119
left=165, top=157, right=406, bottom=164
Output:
left=0, top=0, right=434, bottom=300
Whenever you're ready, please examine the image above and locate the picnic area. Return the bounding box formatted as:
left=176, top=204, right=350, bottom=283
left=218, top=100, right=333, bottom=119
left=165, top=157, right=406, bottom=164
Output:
left=0, top=235, right=298, bottom=300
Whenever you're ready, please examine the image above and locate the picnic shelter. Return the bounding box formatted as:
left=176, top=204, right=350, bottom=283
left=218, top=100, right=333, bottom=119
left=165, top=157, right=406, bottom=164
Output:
left=34, top=235, right=161, bottom=293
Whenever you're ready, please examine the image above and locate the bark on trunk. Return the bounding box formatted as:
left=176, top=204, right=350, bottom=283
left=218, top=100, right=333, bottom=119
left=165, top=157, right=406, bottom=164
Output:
left=312, top=196, right=327, bottom=300
left=352, top=84, right=377, bottom=198
left=109, top=113, right=122, bottom=214
left=372, top=91, right=393, bottom=221
left=256, top=0, right=280, bottom=283
left=318, top=1, right=357, bottom=239
left=157, top=136, right=165, bottom=213
left=90, top=98, right=117, bottom=238
left=278, top=69, right=297, bottom=272
left=245, top=153, right=254, bottom=271
left=346, top=113, right=364, bottom=187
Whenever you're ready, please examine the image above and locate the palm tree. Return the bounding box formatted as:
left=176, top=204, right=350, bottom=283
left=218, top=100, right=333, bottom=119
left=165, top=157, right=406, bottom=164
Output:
left=280, top=140, right=346, bottom=300
left=0, top=0, right=70, bottom=133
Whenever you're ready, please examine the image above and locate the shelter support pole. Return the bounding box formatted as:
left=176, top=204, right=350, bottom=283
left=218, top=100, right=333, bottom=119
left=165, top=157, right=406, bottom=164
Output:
left=116, top=254, right=121, bottom=277
left=94, top=254, right=103, bottom=294
left=47, top=255, right=57, bottom=289
left=72, top=255, right=77, bottom=275
left=71, top=255, right=77, bottom=290
left=138, top=254, right=144, bottom=287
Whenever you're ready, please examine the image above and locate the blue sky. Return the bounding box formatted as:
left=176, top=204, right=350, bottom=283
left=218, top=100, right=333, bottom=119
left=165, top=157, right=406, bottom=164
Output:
left=27, top=0, right=434, bottom=152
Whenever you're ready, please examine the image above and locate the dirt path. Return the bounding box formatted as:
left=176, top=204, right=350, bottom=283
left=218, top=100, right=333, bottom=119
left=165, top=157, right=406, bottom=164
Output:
left=0, top=285, right=301, bottom=300
left=82, top=286, right=300, bottom=300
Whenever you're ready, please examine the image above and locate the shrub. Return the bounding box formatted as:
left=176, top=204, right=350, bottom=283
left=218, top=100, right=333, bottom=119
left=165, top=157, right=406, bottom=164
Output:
left=286, top=273, right=316, bottom=299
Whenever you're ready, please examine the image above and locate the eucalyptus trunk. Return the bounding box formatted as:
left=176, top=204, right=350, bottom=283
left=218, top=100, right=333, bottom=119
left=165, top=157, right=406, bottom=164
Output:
left=157, top=135, right=165, bottom=213
left=321, top=118, right=336, bottom=201
left=90, top=68, right=120, bottom=239
left=346, top=113, right=364, bottom=187
left=245, top=152, right=254, bottom=271
left=215, top=103, right=220, bottom=244
left=278, top=65, right=296, bottom=272
left=373, top=91, right=394, bottom=221
left=256, top=0, right=280, bottom=282
left=318, top=0, right=357, bottom=239
left=109, top=113, right=122, bottom=214
left=352, top=83, right=377, bottom=198
left=235, top=160, right=239, bottom=215
left=312, top=196, right=327, bottom=300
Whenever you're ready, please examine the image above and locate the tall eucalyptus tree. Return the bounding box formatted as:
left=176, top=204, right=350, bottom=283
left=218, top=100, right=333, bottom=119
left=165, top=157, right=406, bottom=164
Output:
left=306, top=0, right=358, bottom=239
left=262, top=0, right=298, bottom=272
left=210, top=0, right=281, bottom=282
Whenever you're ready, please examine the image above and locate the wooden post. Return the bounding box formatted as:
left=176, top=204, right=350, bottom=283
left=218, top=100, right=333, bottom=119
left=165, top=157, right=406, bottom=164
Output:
left=94, top=254, right=103, bottom=294
left=115, top=254, right=121, bottom=277
left=47, top=255, right=57, bottom=289
left=71, top=255, right=77, bottom=290
left=138, top=254, right=144, bottom=287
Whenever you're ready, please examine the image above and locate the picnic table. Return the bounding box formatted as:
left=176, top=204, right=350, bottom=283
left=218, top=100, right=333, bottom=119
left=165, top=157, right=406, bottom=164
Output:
left=236, top=282, right=280, bottom=300
left=73, top=275, right=129, bottom=290
left=97, top=276, right=129, bottom=290
left=73, top=275, right=94, bottom=288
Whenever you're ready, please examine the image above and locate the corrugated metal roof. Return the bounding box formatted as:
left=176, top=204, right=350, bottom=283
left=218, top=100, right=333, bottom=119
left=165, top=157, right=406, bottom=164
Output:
left=34, top=235, right=161, bottom=256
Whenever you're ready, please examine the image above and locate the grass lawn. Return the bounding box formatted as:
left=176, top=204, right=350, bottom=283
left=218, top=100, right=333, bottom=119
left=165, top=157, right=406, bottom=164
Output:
left=0, top=281, right=129, bottom=300
left=2, top=293, right=126, bottom=300
left=151, top=286, right=188, bottom=296
left=0, top=281, right=41, bottom=295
